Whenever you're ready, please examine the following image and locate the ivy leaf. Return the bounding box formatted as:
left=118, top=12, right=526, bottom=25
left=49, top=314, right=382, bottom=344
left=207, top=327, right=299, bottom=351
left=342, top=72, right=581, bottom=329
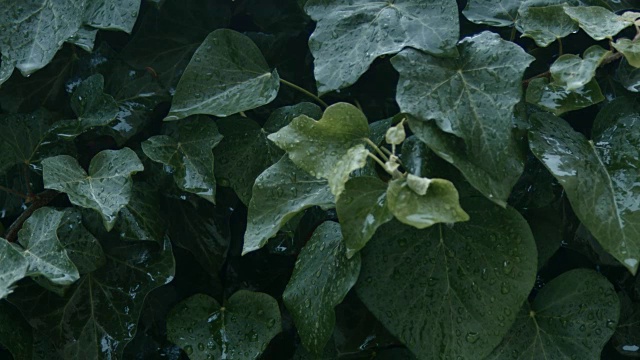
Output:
left=165, top=29, right=280, bottom=120
left=113, top=183, right=166, bottom=244
left=83, top=0, right=141, bottom=33
left=516, top=4, right=578, bottom=47
left=42, top=148, right=144, bottom=231
left=528, top=103, right=640, bottom=274
left=283, top=221, right=361, bottom=354
left=9, top=237, right=175, bottom=359
left=487, top=269, right=619, bottom=359
left=66, top=26, right=98, bottom=52
left=386, top=177, right=469, bottom=229
left=551, top=45, right=610, bottom=91
left=526, top=77, right=604, bottom=115
left=18, top=207, right=80, bottom=286
left=57, top=210, right=105, bottom=274
left=167, top=291, right=282, bottom=359
left=0, top=238, right=28, bottom=299
left=393, top=32, right=533, bottom=205
left=356, top=198, right=537, bottom=359
left=268, top=103, right=370, bottom=198
left=616, top=58, right=640, bottom=92
left=336, top=176, right=393, bottom=258
left=463, top=0, right=522, bottom=27
left=612, top=39, right=640, bottom=68
left=304, top=0, right=459, bottom=94
left=142, top=117, right=222, bottom=204
left=243, top=156, right=334, bottom=255
left=564, top=6, right=635, bottom=40
left=0, top=301, right=33, bottom=360
left=0, top=109, right=55, bottom=175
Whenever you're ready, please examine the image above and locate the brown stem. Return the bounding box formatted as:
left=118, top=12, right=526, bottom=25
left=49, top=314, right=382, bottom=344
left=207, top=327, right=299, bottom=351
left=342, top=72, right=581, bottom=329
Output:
left=0, top=184, right=28, bottom=200
left=22, top=164, right=33, bottom=197
left=4, top=190, right=59, bottom=242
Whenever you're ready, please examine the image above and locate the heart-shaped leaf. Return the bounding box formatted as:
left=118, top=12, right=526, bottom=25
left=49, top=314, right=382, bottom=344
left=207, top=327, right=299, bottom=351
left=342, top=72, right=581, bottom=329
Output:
left=356, top=198, right=537, bottom=359
left=304, top=0, right=459, bottom=94
left=551, top=45, right=610, bottom=91
left=564, top=6, right=635, bottom=40
left=283, top=221, right=361, bottom=354
left=516, top=4, right=578, bottom=47
left=42, top=148, right=144, bottom=231
left=165, top=29, right=280, bottom=120
left=613, top=38, right=640, bottom=68
left=113, top=183, right=166, bottom=244
left=167, top=290, right=281, bottom=360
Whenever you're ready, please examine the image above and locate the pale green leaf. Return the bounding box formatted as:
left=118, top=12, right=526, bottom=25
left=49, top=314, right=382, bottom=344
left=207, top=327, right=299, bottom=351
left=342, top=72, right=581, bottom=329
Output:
left=551, top=45, right=610, bottom=90
left=356, top=199, right=538, bottom=359
left=387, top=177, right=469, bottom=229
left=463, top=0, right=523, bottom=26
left=17, top=207, right=79, bottom=286
left=516, top=4, right=578, bottom=47
left=526, top=77, right=604, bottom=115
left=142, top=116, right=222, bottom=203
left=167, top=290, right=281, bottom=360
left=305, top=0, right=459, bottom=94
left=0, top=238, right=28, bottom=299
left=612, top=38, right=640, bottom=68
left=83, top=0, right=141, bottom=33
left=528, top=103, right=640, bottom=274
left=268, top=102, right=370, bottom=198
left=564, top=6, right=634, bottom=40
left=283, top=222, right=361, bottom=354
left=165, top=29, right=280, bottom=120
left=42, top=148, right=144, bottom=231
left=243, top=156, right=334, bottom=255
left=393, top=32, right=533, bottom=205
left=336, top=176, right=393, bottom=258
left=487, top=269, right=619, bottom=359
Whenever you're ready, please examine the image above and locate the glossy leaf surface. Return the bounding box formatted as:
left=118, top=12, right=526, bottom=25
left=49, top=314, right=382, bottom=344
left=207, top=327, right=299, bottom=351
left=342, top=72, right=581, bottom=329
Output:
left=516, top=4, right=578, bottom=47
left=564, top=6, right=635, bottom=40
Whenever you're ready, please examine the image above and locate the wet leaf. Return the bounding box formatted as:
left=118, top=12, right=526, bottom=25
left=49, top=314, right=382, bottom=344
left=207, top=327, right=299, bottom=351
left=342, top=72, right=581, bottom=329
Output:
left=0, top=109, right=55, bottom=175
left=564, top=6, right=635, bottom=40
left=356, top=198, right=537, bottom=359
left=550, top=45, right=610, bottom=91
left=283, top=222, right=361, bottom=354
left=305, top=0, right=459, bottom=94
left=526, top=77, right=604, bottom=115
left=57, top=209, right=105, bottom=274
left=528, top=102, right=640, bottom=274
left=83, top=0, right=141, bottom=33
left=516, top=4, right=578, bottom=47
left=0, top=238, right=28, bottom=299
left=243, top=156, right=334, bottom=255
left=166, top=290, right=281, bottom=360
left=487, top=269, right=619, bottom=360
left=463, top=0, right=522, bottom=26
left=113, top=183, right=166, bottom=244
left=336, top=176, right=393, bottom=258
left=142, top=116, right=222, bottom=203
left=612, top=38, right=640, bottom=68
left=42, top=148, right=144, bottom=231
left=165, top=29, right=280, bottom=120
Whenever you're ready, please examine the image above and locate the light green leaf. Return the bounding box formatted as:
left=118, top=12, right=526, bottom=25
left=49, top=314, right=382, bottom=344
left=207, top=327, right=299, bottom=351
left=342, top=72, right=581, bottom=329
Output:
left=83, top=0, right=141, bottom=33
left=387, top=177, right=469, bottom=229
left=336, top=176, right=393, bottom=258
left=526, top=77, right=604, bottom=115
left=18, top=207, right=79, bottom=286
left=393, top=32, right=532, bottom=205
left=165, top=29, right=280, bottom=120
left=612, top=38, right=640, bottom=68
left=268, top=102, right=370, bottom=198
left=528, top=103, right=640, bottom=274
left=9, top=237, right=175, bottom=359
left=564, top=6, right=635, bottom=40
left=42, top=148, right=144, bottom=231
left=304, top=0, right=459, bottom=94
left=142, top=116, right=222, bottom=203
left=516, top=4, right=578, bottom=47
left=487, top=269, right=619, bottom=359
left=551, top=45, right=610, bottom=90
left=283, top=221, right=361, bottom=354
left=463, top=0, right=523, bottom=26
left=57, top=209, right=105, bottom=274
left=243, top=156, right=334, bottom=255
left=0, top=238, right=28, bottom=299
left=356, top=199, right=538, bottom=359
left=167, top=290, right=282, bottom=360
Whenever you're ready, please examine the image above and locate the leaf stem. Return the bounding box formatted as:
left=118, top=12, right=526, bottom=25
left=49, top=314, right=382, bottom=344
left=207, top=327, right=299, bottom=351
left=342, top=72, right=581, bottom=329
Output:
left=4, top=190, right=59, bottom=242
left=363, top=138, right=389, bottom=162
left=557, top=38, right=563, bottom=56
left=279, top=79, right=329, bottom=108
left=367, top=152, right=388, bottom=171
left=0, top=184, right=28, bottom=200
left=22, top=165, right=32, bottom=197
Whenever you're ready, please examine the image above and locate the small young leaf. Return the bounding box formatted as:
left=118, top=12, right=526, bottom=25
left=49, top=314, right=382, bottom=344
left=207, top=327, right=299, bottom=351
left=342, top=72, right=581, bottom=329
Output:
left=42, top=148, right=144, bottom=231
left=283, top=222, right=361, bottom=354
left=385, top=120, right=406, bottom=146
left=564, top=6, right=635, bottom=40
left=612, top=38, right=640, bottom=68
left=167, top=291, right=282, bottom=360
left=551, top=45, right=610, bottom=91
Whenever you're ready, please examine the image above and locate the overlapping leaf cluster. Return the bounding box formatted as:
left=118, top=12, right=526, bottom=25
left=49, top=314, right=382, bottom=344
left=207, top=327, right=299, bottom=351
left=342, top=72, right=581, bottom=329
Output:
left=1, top=0, right=640, bottom=359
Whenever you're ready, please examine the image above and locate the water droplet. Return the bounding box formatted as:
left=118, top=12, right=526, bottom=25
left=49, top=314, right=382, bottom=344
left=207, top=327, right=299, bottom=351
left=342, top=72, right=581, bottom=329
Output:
left=184, top=345, right=193, bottom=355
left=465, top=332, right=479, bottom=344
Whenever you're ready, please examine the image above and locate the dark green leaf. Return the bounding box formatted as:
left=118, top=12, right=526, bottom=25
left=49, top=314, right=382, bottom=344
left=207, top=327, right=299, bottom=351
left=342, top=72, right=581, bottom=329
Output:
left=304, top=0, right=459, bottom=94
left=42, top=148, right=144, bottom=231
left=526, top=78, right=604, bottom=115
left=283, top=221, right=361, bottom=354
left=0, top=109, right=55, bottom=175
left=516, top=4, right=578, bottom=47
left=564, top=6, right=635, bottom=40
left=167, top=290, right=281, bottom=359
left=487, top=269, right=619, bottom=359
left=528, top=104, right=640, bottom=274
left=114, top=183, right=166, bottom=244
left=243, top=156, right=334, bottom=255
left=336, top=176, right=393, bottom=258
left=57, top=209, right=105, bottom=274
left=165, top=29, right=280, bottom=120
left=0, top=238, right=28, bottom=299
left=0, top=301, right=33, bottom=360
left=142, top=116, right=222, bottom=203
left=616, top=58, right=640, bottom=92
left=463, top=0, right=523, bottom=26
left=356, top=198, right=537, bottom=359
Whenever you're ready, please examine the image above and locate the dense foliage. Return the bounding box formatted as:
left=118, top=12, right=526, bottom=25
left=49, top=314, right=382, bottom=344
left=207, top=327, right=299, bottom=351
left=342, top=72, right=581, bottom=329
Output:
left=1, top=0, right=640, bottom=359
